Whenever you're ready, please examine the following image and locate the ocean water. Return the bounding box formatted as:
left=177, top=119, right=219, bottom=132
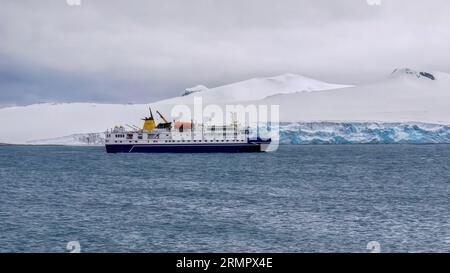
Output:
left=0, top=145, right=449, bottom=253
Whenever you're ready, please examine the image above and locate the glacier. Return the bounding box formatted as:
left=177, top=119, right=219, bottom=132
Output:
left=277, top=122, right=450, bottom=144
left=27, top=133, right=105, bottom=146
left=26, top=122, right=450, bottom=145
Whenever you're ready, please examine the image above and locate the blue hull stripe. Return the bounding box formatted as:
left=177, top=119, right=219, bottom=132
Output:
left=105, top=143, right=263, bottom=153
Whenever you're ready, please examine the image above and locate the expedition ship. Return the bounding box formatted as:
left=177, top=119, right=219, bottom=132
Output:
left=105, top=109, right=271, bottom=153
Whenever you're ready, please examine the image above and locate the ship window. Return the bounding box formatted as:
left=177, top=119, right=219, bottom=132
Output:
left=138, top=135, right=143, bottom=140
left=119, top=141, right=122, bottom=143
left=127, top=134, right=133, bottom=139
left=114, top=141, right=117, bottom=143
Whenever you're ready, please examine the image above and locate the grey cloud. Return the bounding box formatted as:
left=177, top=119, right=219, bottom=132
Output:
left=1, top=0, right=450, bottom=106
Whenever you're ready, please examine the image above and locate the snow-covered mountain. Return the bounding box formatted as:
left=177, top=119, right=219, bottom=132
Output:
left=391, top=68, right=436, bottom=81
left=157, top=73, right=351, bottom=104
left=256, top=68, right=450, bottom=123
left=1, top=69, right=450, bottom=144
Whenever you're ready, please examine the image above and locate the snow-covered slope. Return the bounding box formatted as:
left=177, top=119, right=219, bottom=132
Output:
left=256, top=68, right=450, bottom=124
left=0, top=103, right=153, bottom=143
left=1, top=69, right=450, bottom=144
left=156, top=73, right=351, bottom=104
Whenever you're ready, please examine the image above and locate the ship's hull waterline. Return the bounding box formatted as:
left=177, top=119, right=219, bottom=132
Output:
left=105, top=143, right=266, bottom=153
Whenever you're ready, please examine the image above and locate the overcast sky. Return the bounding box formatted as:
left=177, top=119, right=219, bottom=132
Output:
left=1, top=0, right=450, bottom=106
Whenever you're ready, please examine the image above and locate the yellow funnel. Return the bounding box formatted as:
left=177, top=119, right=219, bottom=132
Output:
left=143, top=108, right=156, bottom=132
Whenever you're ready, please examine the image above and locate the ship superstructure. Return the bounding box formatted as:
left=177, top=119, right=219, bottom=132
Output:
left=105, top=108, right=271, bottom=153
